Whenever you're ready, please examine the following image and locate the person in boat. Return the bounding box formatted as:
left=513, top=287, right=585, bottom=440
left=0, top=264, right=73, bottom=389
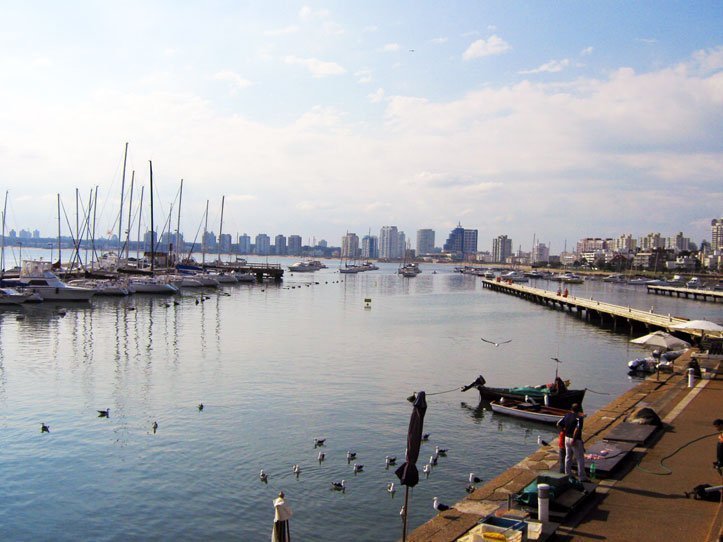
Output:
left=556, top=403, right=589, bottom=482
left=460, top=375, right=487, bottom=392
left=548, top=377, right=567, bottom=395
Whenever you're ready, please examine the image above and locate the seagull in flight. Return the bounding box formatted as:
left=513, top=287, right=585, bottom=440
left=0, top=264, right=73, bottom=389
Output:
left=433, top=497, right=450, bottom=512
left=481, top=337, right=512, bottom=347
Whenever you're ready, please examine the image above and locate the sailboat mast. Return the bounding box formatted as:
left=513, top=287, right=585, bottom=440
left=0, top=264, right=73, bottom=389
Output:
left=202, top=199, right=209, bottom=267
left=175, top=179, right=183, bottom=265
left=57, top=193, right=62, bottom=267
left=1, top=190, right=7, bottom=276
left=91, top=186, right=98, bottom=271
left=125, top=172, right=135, bottom=262
left=218, top=195, right=225, bottom=264
left=149, top=160, right=155, bottom=274
left=118, top=142, right=128, bottom=256
left=136, top=186, right=144, bottom=266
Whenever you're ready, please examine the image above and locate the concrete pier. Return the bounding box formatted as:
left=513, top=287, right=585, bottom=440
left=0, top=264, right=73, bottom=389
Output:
left=647, top=284, right=723, bottom=303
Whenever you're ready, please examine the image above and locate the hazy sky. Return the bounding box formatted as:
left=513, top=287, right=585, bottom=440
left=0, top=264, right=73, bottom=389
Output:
left=1, top=1, right=721, bottom=252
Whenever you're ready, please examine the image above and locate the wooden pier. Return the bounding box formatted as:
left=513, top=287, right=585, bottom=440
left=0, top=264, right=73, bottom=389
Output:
left=206, top=262, right=284, bottom=282
left=481, top=278, right=691, bottom=335
left=646, top=284, right=722, bottom=302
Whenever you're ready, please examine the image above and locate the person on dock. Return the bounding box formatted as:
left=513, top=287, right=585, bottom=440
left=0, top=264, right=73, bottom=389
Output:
left=557, top=403, right=589, bottom=482
left=557, top=428, right=566, bottom=473
left=272, top=491, right=292, bottom=542
left=714, top=419, right=723, bottom=474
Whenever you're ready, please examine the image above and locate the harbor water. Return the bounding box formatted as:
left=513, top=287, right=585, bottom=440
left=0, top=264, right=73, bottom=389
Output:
left=0, top=256, right=719, bottom=541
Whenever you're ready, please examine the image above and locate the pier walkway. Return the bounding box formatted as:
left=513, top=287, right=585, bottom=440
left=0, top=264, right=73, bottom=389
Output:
left=481, top=279, right=692, bottom=336
left=406, top=351, right=723, bottom=542
left=647, top=284, right=723, bottom=303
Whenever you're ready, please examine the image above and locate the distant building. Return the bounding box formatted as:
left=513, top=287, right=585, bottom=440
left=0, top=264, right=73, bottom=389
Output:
left=532, top=242, right=549, bottom=264
left=492, top=235, right=512, bottom=263
left=19, top=229, right=32, bottom=239
left=379, top=226, right=402, bottom=259
left=443, top=223, right=478, bottom=258
left=288, top=235, right=302, bottom=256
left=712, top=218, right=723, bottom=251
left=416, top=229, right=435, bottom=255
left=361, top=235, right=378, bottom=259
left=318, top=239, right=328, bottom=248
left=341, top=233, right=360, bottom=259
left=639, top=233, right=663, bottom=251
left=666, top=232, right=690, bottom=253
left=33, top=229, right=40, bottom=239
left=576, top=238, right=611, bottom=253
left=238, top=234, right=251, bottom=254
left=613, top=234, right=636, bottom=253
left=255, top=233, right=271, bottom=255
left=203, top=231, right=217, bottom=250
left=219, top=233, right=233, bottom=253
left=143, top=230, right=157, bottom=251
left=274, top=234, right=287, bottom=256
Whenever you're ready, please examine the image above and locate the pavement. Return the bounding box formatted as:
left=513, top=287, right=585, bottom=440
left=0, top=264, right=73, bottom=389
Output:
left=406, top=350, right=723, bottom=542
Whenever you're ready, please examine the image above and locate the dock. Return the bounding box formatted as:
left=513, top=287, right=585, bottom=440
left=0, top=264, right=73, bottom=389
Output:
left=647, top=284, right=723, bottom=303
left=406, top=350, right=723, bottom=541
left=481, top=279, right=692, bottom=336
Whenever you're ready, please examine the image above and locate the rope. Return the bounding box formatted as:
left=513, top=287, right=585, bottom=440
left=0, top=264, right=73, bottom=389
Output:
left=584, top=388, right=610, bottom=395
left=407, top=386, right=464, bottom=402
left=635, top=430, right=718, bottom=475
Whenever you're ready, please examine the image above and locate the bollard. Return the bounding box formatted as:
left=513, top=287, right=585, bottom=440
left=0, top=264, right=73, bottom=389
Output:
left=687, top=367, right=695, bottom=388
left=544, top=394, right=550, bottom=406
left=537, top=483, right=550, bottom=523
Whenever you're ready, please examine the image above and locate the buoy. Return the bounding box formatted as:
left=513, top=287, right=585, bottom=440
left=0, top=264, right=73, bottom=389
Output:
left=364, top=298, right=372, bottom=309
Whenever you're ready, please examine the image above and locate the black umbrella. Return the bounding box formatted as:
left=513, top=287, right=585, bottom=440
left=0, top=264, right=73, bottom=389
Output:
left=395, top=391, right=427, bottom=542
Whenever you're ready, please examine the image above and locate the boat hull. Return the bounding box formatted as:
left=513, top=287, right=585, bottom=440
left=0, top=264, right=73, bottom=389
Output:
left=490, top=400, right=568, bottom=424
left=476, top=386, right=585, bottom=409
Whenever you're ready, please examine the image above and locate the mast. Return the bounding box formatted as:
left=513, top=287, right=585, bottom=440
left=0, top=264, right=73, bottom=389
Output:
left=125, top=171, right=135, bottom=262
left=136, top=186, right=144, bottom=267
left=118, top=142, right=128, bottom=257
left=1, top=191, right=7, bottom=276
left=91, top=186, right=98, bottom=270
left=175, top=179, right=183, bottom=265
left=218, top=195, right=225, bottom=264
left=202, top=199, right=209, bottom=267
left=149, top=160, right=155, bottom=274
left=57, top=193, right=62, bottom=267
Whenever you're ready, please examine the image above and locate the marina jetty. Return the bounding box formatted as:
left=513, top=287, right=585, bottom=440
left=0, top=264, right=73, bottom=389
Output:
left=646, top=284, right=723, bottom=303
left=481, top=279, right=692, bottom=335
left=406, top=350, right=723, bottom=541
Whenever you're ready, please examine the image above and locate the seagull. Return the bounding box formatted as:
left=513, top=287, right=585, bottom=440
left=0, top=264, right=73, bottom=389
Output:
left=331, top=480, right=346, bottom=491
left=293, top=464, right=301, bottom=476
left=481, top=337, right=512, bottom=347
left=152, top=421, right=158, bottom=434
left=469, top=473, right=482, bottom=484
left=347, top=451, right=357, bottom=462
left=41, top=423, right=50, bottom=433
left=385, top=455, right=397, bottom=466
left=387, top=482, right=396, bottom=495
left=57, top=308, right=67, bottom=316
left=433, top=497, right=450, bottom=512
left=314, top=438, right=326, bottom=447
left=435, top=446, right=448, bottom=456
left=97, top=408, right=110, bottom=418
left=430, top=454, right=438, bottom=466
left=318, top=452, right=326, bottom=462
left=423, top=464, right=431, bottom=477
left=537, top=436, right=550, bottom=447
left=198, top=403, right=204, bottom=411
left=421, top=433, right=430, bottom=441
left=400, top=505, right=406, bottom=516
left=259, top=470, right=268, bottom=483
left=353, top=463, right=364, bottom=473
left=466, top=484, right=476, bottom=493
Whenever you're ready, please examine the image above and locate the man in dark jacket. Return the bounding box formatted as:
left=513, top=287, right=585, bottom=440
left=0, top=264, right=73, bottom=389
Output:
left=556, top=403, right=589, bottom=482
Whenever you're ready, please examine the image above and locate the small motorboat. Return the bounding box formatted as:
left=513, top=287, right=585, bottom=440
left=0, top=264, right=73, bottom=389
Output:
left=490, top=398, right=568, bottom=424
left=462, top=374, right=585, bottom=409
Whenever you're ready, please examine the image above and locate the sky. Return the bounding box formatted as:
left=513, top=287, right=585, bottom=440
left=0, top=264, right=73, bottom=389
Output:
left=0, top=1, right=721, bottom=253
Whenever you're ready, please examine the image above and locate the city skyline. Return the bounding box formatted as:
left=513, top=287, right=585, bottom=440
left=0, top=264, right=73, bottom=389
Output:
left=0, top=3, right=721, bottom=248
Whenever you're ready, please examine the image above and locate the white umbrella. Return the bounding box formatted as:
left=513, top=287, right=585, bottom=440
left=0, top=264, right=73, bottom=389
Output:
left=669, top=320, right=723, bottom=333
left=630, top=331, right=690, bottom=350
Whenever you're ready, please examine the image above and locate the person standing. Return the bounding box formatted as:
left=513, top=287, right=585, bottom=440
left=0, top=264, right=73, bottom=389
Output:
left=714, top=418, right=723, bottom=474
left=272, top=491, right=292, bottom=542
left=557, top=403, right=589, bottom=482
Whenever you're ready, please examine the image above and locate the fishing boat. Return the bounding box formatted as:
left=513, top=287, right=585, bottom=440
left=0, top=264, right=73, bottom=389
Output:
left=461, top=375, right=585, bottom=409
left=490, top=399, right=568, bottom=424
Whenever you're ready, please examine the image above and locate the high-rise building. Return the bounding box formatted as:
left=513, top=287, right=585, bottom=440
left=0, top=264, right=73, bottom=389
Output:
left=238, top=234, right=251, bottom=254
left=255, top=233, right=271, bottom=255
left=639, top=233, right=663, bottom=251
left=416, top=229, right=435, bottom=255
left=219, top=233, right=233, bottom=253
left=203, top=231, right=217, bottom=250
left=532, top=243, right=550, bottom=264
left=288, top=235, right=302, bottom=256
left=443, top=223, right=478, bottom=256
left=341, top=233, right=359, bottom=259
left=666, top=232, right=689, bottom=253
left=362, top=235, right=378, bottom=259
left=492, top=235, right=512, bottom=263
left=274, top=234, right=287, bottom=256
left=143, top=230, right=157, bottom=251
left=613, top=234, right=636, bottom=253
left=712, top=218, right=723, bottom=250
left=379, top=226, right=401, bottom=259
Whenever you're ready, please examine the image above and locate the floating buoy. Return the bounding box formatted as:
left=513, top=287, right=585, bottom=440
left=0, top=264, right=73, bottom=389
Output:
left=364, top=298, right=372, bottom=309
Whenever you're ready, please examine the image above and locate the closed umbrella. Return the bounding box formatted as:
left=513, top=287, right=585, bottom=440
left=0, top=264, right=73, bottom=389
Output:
left=630, top=331, right=690, bottom=350
left=395, top=391, right=427, bottom=542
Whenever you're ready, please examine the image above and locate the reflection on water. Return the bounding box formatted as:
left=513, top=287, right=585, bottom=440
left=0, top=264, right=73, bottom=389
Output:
left=0, top=263, right=717, bottom=541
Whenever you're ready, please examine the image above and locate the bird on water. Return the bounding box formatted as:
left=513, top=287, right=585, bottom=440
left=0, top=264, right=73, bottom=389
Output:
left=435, top=446, right=448, bottom=456
left=421, top=433, right=430, bottom=441
left=347, top=451, right=357, bottom=462
left=353, top=463, right=364, bottom=473
left=480, top=337, right=512, bottom=347
left=98, top=408, right=110, bottom=418
left=259, top=470, right=268, bottom=483
left=387, top=482, right=396, bottom=495
left=152, top=421, right=158, bottom=434
left=41, top=423, right=50, bottom=433
left=318, top=451, right=326, bottom=462
left=314, top=437, right=326, bottom=447
left=198, top=403, right=204, bottom=411
left=331, top=480, right=346, bottom=491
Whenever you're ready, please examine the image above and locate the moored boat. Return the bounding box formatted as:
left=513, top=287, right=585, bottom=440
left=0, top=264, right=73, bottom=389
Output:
left=17, top=261, right=95, bottom=301
left=461, top=375, right=585, bottom=409
left=288, top=260, right=326, bottom=272
left=490, top=399, right=568, bottom=424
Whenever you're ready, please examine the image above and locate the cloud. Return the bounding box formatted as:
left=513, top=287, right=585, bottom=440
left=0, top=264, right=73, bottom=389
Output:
left=518, top=58, right=571, bottom=74
left=355, top=69, right=372, bottom=84
left=462, top=35, right=510, bottom=60
left=284, top=55, right=346, bottom=77
left=430, top=37, right=448, bottom=44
left=213, top=70, right=253, bottom=90
left=368, top=88, right=385, bottom=103
left=380, top=43, right=400, bottom=53
left=264, top=25, right=299, bottom=36
left=580, top=46, right=593, bottom=56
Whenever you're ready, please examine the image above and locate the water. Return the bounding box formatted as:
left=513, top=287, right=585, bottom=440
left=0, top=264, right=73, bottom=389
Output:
left=0, top=258, right=719, bottom=541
